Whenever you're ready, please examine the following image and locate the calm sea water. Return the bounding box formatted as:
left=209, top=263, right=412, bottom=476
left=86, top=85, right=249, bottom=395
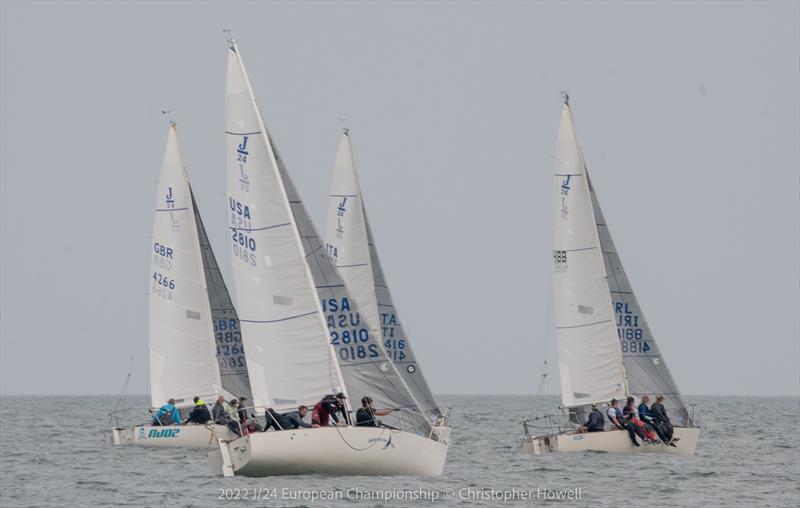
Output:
left=1, top=395, right=798, bottom=507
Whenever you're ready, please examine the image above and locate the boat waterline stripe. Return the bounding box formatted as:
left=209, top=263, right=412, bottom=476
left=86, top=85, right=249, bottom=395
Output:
left=556, top=319, right=613, bottom=330
left=225, top=130, right=262, bottom=136
left=316, top=284, right=345, bottom=289
left=239, top=311, right=317, bottom=324
left=229, top=222, right=291, bottom=232
left=155, top=207, right=189, bottom=212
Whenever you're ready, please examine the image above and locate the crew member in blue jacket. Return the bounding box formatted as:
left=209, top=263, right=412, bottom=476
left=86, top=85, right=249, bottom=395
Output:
left=152, top=398, right=181, bottom=426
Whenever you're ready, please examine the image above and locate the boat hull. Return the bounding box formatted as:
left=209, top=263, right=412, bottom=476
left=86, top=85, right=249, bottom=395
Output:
left=114, top=424, right=237, bottom=448
left=209, top=426, right=449, bottom=477
left=521, top=427, right=699, bottom=455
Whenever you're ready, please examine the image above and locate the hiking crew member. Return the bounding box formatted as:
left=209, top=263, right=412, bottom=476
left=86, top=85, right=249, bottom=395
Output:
left=651, top=395, right=679, bottom=446
left=638, top=395, right=672, bottom=445
left=186, top=396, right=211, bottom=424
left=608, top=398, right=641, bottom=447
left=152, top=398, right=181, bottom=426
left=355, top=396, right=395, bottom=427
left=311, top=393, right=348, bottom=427
left=213, top=395, right=241, bottom=436
left=623, top=396, right=656, bottom=443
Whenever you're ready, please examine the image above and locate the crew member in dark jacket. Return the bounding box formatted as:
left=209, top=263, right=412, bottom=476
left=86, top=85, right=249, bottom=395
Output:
left=650, top=395, right=678, bottom=445
left=282, top=405, right=312, bottom=429
left=186, top=396, right=212, bottom=424
left=638, top=395, right=672, bottom=445
left=355, top=396, right=395, bottom=427
left=580, top=404, right=605, bottom=432
left=311, top=393, right=348, bottom=427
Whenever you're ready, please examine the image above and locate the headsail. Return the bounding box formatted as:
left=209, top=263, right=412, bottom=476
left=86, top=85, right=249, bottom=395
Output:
left=225, top=44, right=429, bottom=435
left=590, top=182, right=690, bottom=425
left=325, top=131, right=442, bottom=422
left=552, top=103, right=628, bottom=408
left=148, top=123, right=223, bottom=408
left=191, top=190, right=252, bottom=401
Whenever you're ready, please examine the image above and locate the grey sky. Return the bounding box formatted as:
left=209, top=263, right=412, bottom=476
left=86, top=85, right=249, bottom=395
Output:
left=1, top=1, right=798, bottom=397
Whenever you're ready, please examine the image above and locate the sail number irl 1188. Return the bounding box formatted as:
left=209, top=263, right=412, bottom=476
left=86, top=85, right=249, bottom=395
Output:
left=615, top=301, right=650, bottom=354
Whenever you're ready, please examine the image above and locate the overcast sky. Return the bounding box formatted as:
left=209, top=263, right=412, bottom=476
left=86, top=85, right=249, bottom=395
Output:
left=1, top=1, right=798, bottom=397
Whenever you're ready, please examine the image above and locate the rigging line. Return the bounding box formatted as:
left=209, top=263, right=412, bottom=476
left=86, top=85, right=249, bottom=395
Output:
left=109, top=356, right=134, bottom=425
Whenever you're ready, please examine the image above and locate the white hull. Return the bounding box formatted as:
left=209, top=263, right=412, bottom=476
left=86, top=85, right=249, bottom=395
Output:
left=209, top=426, right=449, bottom=477
left=521, top=427, right=699, bottom=456
left=112, top=424, right=237, bottom=449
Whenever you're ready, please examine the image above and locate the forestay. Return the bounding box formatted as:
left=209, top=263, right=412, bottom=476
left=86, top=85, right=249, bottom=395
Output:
left=149, top=123, right=222, bottom=409
left=552, top=104, right=628, bottom=408
left=191, top=190, right=252, bottom=401
left=589, top=180, right=690, bottom=425
left=325, top=131, right=442, bottom=422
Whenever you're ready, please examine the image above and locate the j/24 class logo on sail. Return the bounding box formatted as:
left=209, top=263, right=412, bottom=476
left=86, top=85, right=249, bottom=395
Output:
left=236, top=136, right=250, bottom=192
left=335, top=197, right=347, bottom=239
left=560, top=175, right=571, bottom=219
left=163, top=187, right=181, bottom=232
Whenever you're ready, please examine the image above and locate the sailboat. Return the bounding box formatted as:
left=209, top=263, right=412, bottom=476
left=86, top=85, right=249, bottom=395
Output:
left=521, top=98, right=700, bottom=455
left=325, top=129, right=450, bottom=444
left=112, top=122, right=252, bottom=448
left=208, top=42, right=449, bottom=477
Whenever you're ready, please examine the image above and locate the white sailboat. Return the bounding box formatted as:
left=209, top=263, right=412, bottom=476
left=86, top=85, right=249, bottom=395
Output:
left=112, top=122, right=251, bottom=448
left=209, top=42, right=448, bottom=477
left=325, top=129, right=450, bottom=444
left=521, top=98, right=700, bottom=455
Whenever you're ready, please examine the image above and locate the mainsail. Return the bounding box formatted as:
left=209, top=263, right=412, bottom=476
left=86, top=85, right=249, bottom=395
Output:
left=552, top=103, right=628, bottom=408
left=325, top=130, right=442, bottom=421
left=224, top=43, right=430, bottom=434
left=148, top=123, right=223, bottom=408
left=590, top=182, right=690, bottom=425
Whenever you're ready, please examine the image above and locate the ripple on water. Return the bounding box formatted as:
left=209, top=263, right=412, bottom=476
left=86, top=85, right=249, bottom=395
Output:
left=0, top=395, right=798, bottom=508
